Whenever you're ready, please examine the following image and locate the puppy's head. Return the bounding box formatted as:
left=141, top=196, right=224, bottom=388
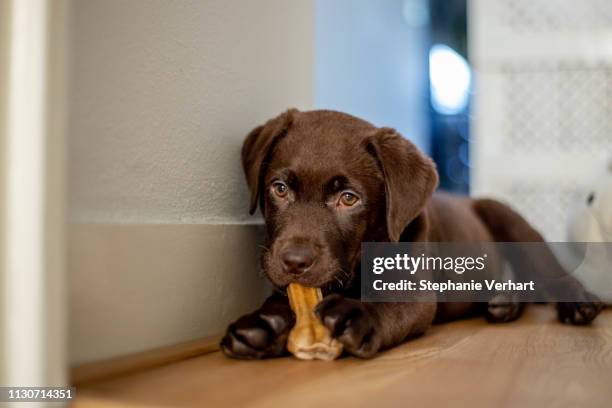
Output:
left=242, top=109, right=438, bottom=289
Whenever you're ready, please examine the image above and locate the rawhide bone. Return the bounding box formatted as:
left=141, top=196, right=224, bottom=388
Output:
left=286, top=283, right=343, bottom=360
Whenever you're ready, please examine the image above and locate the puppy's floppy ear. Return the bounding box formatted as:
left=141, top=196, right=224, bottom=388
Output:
left=366, top=128, right=438, bottom=242
left=242, top=109, right=297, bottom=214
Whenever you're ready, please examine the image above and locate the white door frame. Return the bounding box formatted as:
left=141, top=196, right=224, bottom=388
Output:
left=1, top=0, right=68, bottom=387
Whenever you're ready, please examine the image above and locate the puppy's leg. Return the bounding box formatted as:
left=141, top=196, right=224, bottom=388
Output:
left=315, top=295, right=437, bottom=358
left=221, top=292, right=294, bottom=359
left=484, top=261, right=525, bottom=323
left=473, top=199, right=603, bottom=325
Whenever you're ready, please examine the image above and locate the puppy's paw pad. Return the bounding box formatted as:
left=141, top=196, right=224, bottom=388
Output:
left=221, top=327, right=265, bottom=359
left=221, top=311, right=292, bottom=359
left=315, top=294, right=381, bottom=358
left=557, top=290, right=603, bottom=325
left=485, top=293, right=523, bottom=323
left=557, top=299, right=603, bottom=325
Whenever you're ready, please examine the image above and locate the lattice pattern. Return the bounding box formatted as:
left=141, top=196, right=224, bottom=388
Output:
left=501, top=0, right=612, bottom=31
left=502, top=63, right=612, bottom=155
left=473, top=0, right=612, bottom=241
left=493, top=184, right=586, bottom=242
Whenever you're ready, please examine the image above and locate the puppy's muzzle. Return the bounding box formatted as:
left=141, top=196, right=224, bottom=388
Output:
left=280, top=244, right=316, bottom=275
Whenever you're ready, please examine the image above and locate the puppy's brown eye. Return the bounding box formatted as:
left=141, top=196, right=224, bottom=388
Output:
left=272, top=181, right=289, bottom=197
left=339, top=191, right=359, bottom=207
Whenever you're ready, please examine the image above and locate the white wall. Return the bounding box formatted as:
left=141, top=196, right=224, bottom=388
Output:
left=68, top=0, right=314, bottom=364
left=69, top=0, right=313, bottom=224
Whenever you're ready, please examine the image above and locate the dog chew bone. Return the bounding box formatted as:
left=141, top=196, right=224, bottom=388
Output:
left=286, top=283, right=343, bottom=360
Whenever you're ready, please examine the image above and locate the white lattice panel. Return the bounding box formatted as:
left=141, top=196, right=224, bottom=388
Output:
left=501, top=0, right=612, bottom=32
left=494, top=184, right=587, bottom=242
left=470, top=0, right=612, bottom=241
left=502, top=64, right=612, bottom=155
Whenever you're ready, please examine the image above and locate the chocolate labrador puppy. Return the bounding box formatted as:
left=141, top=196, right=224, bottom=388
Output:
left=221, top=109, right=602, bottom=359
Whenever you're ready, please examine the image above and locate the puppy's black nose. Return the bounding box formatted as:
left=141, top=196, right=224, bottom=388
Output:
left=281, top=247, right=315, bottom=274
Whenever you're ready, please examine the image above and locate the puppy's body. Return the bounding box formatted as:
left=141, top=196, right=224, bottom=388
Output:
left=221, top=110, right=602, bottom=359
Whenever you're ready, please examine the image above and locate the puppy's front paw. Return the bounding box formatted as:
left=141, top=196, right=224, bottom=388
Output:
left=315, top=294, right=381, bottom=358
left=557, top=291, right=604, bottom=325
left=221, top=308, right=294, bottom=359
left=485, top=293, right=524, bottom=323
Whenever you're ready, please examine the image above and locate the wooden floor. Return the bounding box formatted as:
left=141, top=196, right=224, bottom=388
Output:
left=75, top=306, right=612, bottom=408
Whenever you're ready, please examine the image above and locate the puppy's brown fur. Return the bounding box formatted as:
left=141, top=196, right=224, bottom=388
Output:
left=221, top=109, right=602, bottom=359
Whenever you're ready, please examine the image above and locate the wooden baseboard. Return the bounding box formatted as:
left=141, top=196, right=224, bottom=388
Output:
left=72, top=335, right=220, bottom=385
